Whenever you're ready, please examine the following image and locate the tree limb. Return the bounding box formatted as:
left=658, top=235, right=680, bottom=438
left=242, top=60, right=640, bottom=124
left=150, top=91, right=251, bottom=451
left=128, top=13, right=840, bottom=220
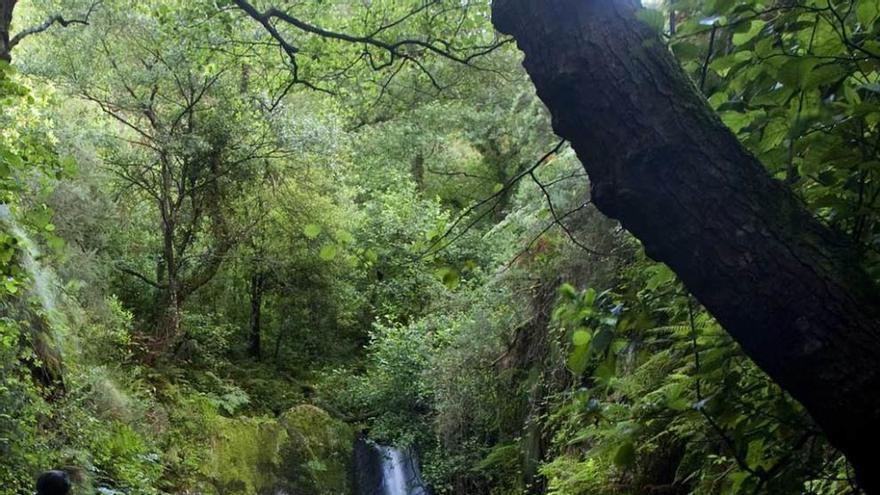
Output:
left=8, top=0, right=101, bottom=51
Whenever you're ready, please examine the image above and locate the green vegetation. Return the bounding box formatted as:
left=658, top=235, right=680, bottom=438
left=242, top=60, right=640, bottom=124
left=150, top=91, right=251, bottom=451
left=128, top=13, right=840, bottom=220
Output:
left=1, top=0, right=879, bottom=494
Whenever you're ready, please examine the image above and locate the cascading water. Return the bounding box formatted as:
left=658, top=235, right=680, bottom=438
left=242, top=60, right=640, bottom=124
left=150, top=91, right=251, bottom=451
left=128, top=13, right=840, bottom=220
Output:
left=0, top=204, right=60, bottom=314
left=0, top=204, right=67, bottom=387
left=354, top=437, right=429, bottom=495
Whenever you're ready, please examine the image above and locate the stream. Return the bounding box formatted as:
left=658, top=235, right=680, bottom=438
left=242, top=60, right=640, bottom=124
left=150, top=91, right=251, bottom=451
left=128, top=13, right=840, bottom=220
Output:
left=354, top=437, right=429, bottom=495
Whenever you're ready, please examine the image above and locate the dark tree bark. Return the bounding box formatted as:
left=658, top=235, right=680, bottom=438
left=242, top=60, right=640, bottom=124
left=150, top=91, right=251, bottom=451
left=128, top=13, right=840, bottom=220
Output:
left=491, top=0, right=880, bottom=491
left=0, top=0, right=16, bottom=62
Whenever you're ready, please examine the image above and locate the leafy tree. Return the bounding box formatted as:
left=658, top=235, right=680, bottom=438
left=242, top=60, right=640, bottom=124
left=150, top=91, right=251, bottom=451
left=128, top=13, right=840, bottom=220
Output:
left=36, top=2, right=300, bottom=352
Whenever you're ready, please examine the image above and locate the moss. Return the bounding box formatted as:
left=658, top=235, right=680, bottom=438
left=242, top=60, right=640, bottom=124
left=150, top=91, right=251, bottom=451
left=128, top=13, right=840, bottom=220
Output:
left=204, top=416, right=286, bottom=495
left=277, top=405, right=354, bottom=495
left=203, top=405, right=353, bottom=495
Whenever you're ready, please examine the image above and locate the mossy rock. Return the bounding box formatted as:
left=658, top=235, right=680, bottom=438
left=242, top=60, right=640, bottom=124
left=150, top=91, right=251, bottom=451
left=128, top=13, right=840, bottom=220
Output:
left=276, top=405, right=354, bottom=495
left=203, top=405, right=353, bottom=495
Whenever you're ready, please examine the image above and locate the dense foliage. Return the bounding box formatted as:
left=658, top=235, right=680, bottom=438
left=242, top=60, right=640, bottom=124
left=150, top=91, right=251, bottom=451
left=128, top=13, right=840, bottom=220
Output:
left=0, top=0, right=878, bottom=494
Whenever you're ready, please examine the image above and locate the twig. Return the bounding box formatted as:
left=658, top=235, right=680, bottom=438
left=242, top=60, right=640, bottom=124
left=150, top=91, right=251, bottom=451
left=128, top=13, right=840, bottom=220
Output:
left=420, top=139, right=566, bottom=258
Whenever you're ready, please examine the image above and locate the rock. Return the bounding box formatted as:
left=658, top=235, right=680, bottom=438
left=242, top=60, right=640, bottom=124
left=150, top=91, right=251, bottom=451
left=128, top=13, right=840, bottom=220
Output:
left=203, top=405, right=353, bottom=495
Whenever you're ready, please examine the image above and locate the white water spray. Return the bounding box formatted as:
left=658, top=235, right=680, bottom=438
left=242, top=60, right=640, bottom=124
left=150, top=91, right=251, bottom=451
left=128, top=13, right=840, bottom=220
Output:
left=354, top=437, right=430, bottom=495
left=376, top=444, right=428, bottom=495
left=0, top=204, right=59, bottom=313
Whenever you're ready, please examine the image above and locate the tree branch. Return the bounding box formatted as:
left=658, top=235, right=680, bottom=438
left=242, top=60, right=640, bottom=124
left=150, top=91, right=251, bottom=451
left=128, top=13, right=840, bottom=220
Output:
left=231, top=0, right=512, bottom=91
left=420, top=139, right=566, bottom=258
left=115, top=264, right=163, bottom=289
left=8, top=1, right=101, bottom=51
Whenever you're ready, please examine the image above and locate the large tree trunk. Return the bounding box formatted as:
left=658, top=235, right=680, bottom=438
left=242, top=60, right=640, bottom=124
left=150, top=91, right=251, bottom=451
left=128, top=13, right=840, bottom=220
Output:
left=491, top=0, right=880, bottom=491
left=0, top=0, right=16, bottom=62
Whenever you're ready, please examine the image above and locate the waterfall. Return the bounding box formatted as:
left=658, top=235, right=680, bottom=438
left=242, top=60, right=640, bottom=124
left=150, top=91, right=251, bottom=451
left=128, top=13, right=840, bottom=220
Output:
left=0, top=204, right=60, bottom=315
left=354, top=437, right=429, bottom=495
left=0, top=204, right=67, bottom=387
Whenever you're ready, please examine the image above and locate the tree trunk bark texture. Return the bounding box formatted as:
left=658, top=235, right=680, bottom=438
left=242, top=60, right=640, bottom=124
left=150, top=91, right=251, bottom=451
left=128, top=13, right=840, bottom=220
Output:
left=0, top=0, right=16, bottom=62
left=491, top=0, right=880, bottom=490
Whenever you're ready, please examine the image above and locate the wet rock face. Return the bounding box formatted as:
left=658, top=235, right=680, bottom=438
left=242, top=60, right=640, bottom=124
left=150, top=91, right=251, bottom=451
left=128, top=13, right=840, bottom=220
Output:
left=353, top=436, right=384, bottom=495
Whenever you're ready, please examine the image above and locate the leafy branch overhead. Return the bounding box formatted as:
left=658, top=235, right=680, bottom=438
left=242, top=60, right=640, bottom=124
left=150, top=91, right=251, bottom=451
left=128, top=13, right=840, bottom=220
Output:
left=0, top=0, right=102, bottom=61
left=231, top=0, right=513, bottom=91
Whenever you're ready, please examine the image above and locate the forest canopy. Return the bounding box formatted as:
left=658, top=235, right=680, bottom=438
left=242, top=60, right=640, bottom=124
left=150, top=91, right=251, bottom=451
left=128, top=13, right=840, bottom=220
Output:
left=1, top=0, right=879, bottom=494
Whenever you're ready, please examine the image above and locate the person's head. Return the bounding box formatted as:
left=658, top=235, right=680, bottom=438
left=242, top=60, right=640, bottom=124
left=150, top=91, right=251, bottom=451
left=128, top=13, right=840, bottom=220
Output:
left=36, top=470, right=71, bottom=495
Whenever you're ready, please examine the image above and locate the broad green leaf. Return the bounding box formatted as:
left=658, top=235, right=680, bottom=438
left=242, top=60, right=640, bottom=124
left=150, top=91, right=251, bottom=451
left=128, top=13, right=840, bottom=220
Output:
left=335, top=230, right=354, bottom=244
left=303, top=224, right=322, bottom=239
left=746, top=439, right=765, bottom=469
left=590, top=328, right=614, bottom=355
left=583, top=287, right=597, bottom=307
left=572, top=329, right=591, bottom=346
left=778, top=57, right=821, bottom=88
left=857, top=0, right=880, bottom=26
left=558, top=283, right=577, bottom=300
left=567, top=345, right=590, bottom=375
left=318, top=243, right=337, bottom=260
left=732, top=20, right=766, bottom=46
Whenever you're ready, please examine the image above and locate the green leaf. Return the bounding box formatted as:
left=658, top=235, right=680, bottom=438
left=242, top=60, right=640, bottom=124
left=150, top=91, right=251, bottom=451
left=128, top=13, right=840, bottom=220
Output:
left=335, top=230, right=354, bottom=244
left=364, top=248, right=379, bottom=263
left=60, top=155, right=78, bottom=176
left=709, top=51, right=752, bottom=77
left=721, top=110, right=762, bottom=134
left=572, top=329, right=591, bottom=346
left=857, top=0, right=880, bottom=26
left=46, top=234, right=65, bottom=252
left=583, top=287, right=597, bottom=307
left=441, top=268, right=460, bottom=290
left=590, top=328, right=614, bottom=355
left=567, top=344, right=590, bottom=375
left=303, top=224, right=322, bottom=239
left=707, top=0, right=735, bottom=15
left=0, top=147, right=23, bottom=169
left=558, top=283, right=578, bottom=300
left=803, top=63, right=848, bottom=90
left=746, top=439, right=765, bottom=469
left=778, top=57, right=822, bottom=88
left=732, top=20, right=766, bottom=45
left=318, top=244, right=337, bottom=261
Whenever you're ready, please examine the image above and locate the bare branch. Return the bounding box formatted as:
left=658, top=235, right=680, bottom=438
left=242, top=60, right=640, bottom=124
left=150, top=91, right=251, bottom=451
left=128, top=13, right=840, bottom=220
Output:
left=529, top=170, right=614, bottom=258
left=115, top=264, right=163, bottom=289
left=505, top=201, right=591, bottom=269
left=420, top=139, right=566, bottom=258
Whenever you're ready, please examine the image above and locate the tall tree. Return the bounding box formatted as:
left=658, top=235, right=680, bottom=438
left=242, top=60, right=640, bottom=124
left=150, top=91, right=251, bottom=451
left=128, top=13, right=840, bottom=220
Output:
left=38, top=3, right=293, bottom=353
left=490, top=0, right=880, bottom=491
